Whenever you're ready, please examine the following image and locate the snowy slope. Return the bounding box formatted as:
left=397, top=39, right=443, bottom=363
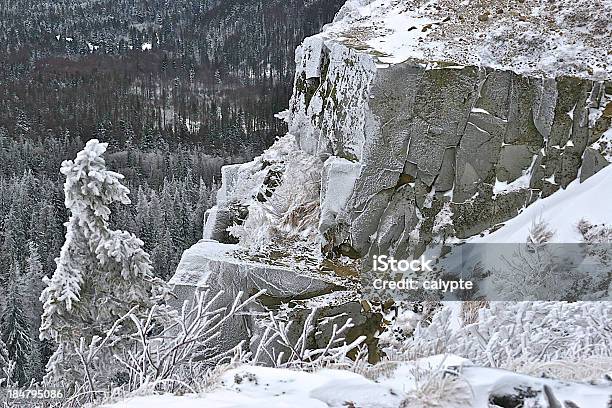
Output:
left=102, top=357, right=612, bottom=408
left=472, top=161, right=612, bottom=243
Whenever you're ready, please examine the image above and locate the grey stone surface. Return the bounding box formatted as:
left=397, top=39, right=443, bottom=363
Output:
left=532, top=78, right=558, bottom=141
left=496, top=145, right=536, bottom=182
left=581, top=148, right=610, bottom=182
left=169, top=241, right=347, bottom=361
left=455, top=121, right=502, bottom=202
left=283, top=51, right=607, bottom=276
left=367, top=184, right=418, bottom=260
left=248, top=294, right=381, bottom=365
left=434, top=147, right=456, bottom=192
left=504, top=74, right=542, bottom=146
left=171, top=242, right=338, bottom=299
left=287, top=39, right=607, bottom=267
left=202, top=206, right=235, bottom=243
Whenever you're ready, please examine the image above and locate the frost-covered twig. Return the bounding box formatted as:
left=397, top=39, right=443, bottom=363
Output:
left=255, top=307, right=366, bottom=369
left=112, top=289, right=264, bottom=393
left=397, top=301, right=612, bottom=379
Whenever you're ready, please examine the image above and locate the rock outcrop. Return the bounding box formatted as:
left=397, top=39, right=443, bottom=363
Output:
left=171, top=0, right=612, bottom=361
left=290, top=38, right=611, bottom=258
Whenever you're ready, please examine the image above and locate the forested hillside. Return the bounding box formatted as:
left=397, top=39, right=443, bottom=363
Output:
left=0, top=0, right=344, bottom=384
left=0, top=0, right=344, bottom=152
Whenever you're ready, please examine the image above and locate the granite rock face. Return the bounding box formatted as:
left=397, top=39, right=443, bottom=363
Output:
left=288, top=36, right=611, bottom=265
left=169, top=1, right=612, bottom=362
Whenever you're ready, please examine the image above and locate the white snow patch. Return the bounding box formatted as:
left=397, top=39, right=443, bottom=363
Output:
left=324, top=0, right=612, bottom=79
left=274, top=109, right=290, bottom=123
left=301, top=37, right=326, bottom=78
left=323, top=0, right=438, bottom=65
left=202, top=207, right=219, bottom=240
left=103, top=358, right=612, bottom=408
left=567, top=104, right=576, bottom=120
left=493, top=154, right=537, bottom=195
left=471, top=107, right=491, bottom=115
left=493, top=173, right=530, bottom=195
left=168, top=241, right=242, bottom=287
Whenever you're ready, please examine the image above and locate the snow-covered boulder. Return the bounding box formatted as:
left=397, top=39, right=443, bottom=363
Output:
left=169, top=241, right=349, bottom=360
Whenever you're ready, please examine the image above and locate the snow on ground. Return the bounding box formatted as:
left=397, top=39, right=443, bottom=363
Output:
left=472, top=162, right=612, bottom=243
left=321, top=0, right=612, bottom=79
left=102, top=356, right=612, bottom=408
left=103, top=365, right=401, bottom=408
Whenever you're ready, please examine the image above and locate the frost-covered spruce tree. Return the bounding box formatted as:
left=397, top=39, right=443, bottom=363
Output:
left=0, top=337, right=11, bottom=387
left=25, top=242, right=46, bottom=382
left=1, top=262, right=31, bottom=386
left=40, top=139, right=169, bottom=388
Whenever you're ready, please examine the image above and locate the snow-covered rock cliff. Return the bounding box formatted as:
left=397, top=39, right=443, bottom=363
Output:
left=171, top=0, right=612, bottom=360
left=285, top=0, right=612, bottom=298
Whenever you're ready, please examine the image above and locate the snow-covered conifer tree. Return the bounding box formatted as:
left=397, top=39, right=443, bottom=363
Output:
left=25, top=242, right=46, bottom=381
left=0, top=337, right=11, bottom=387
left=1, top=263, right=31, bottom=385
left=39, top=139, right=169, bottom=388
